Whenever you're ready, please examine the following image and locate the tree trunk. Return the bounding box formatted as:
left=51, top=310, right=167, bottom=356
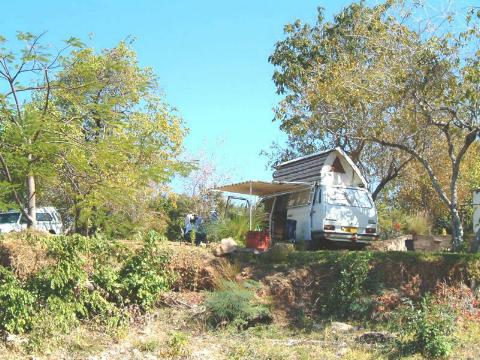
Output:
left=450, top=207, right=463, bottom=252
left=26, top=171, right=37, bottom=229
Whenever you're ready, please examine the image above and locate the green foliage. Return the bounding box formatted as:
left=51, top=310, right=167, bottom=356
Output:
left=405, top=213, right=432, bottom=236
left=263, top=243, right=296, bottom=263
left=119, top=232, right=172, bottom=309
left=392, top=297, right=456, bottom=358
left=205, top=280, right=271, bottom=329
left=165, top=331, right=190, bottom=357
left=206, top=208, right=267, bottom=244
left=323, top=252, right=373, bottom=319
left=0, top=266, right=35, bottom=333
left=0, top=33, right=187, bottom=236
left=0, top=231, right=173, bottom=346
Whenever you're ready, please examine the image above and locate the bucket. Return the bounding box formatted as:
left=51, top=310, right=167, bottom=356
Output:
left=246, top=230, right=271, bottom=251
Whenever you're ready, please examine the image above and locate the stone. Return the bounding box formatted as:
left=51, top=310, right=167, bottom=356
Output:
left=331, top=321, right=354, bottom=332
left=214, top=238, right=238, bottom=256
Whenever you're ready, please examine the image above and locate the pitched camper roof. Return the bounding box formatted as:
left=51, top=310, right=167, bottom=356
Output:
left=273, top=147, right=367, bottom=187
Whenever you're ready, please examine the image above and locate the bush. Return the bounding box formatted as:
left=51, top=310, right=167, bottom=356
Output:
left=0, top=230, right=176, bottom=346
left=205, top=280, right=271, bottom=329
left=263, top=243, right=295, bottom=263
left=119, top=233, right=173, bottom=309
left=206, top=208, right=267, bottom=244
left=405, top=213, right=432, bottom=236
left=393, top=296, right=456, bottom=358
left=323, top=252, right=373, bottom=319
left=0, top=266, right=35, bottom=333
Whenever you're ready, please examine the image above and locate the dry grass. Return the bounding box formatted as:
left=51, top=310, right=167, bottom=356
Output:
left=0, top=231, right=53, bottom=279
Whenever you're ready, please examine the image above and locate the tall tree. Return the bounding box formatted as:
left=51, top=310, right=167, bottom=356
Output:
left=0, top=34, right=187, bottom=234
left=268, top=4, right=412, bottom=200
left=50, top=42, right=187, bottom=234
left=269, top=2, right=480, bottom=250
left=0, top=32, right=82, bottom=227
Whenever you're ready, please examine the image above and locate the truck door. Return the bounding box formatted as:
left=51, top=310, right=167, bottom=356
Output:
left=310, top=186, right=323, bottom=232
left=286, top=188, right=314, bottom=241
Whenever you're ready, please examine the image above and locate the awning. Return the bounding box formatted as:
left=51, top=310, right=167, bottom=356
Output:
left=213, top=180, right=311, bottom=197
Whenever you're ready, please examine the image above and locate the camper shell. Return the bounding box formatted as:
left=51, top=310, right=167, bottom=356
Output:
left=216, top=148, right=378, bottom=248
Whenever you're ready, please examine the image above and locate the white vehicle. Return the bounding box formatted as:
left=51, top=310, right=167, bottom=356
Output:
left=0, top=207, right=63, bottom=234
left=216, top=148, right=378, bottom=248
left=474, top=189, right=480, bottom=235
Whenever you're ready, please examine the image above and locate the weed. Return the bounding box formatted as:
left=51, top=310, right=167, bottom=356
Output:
left=136, top=338, right=161, bottom=353
left=164, top=331, right=189, bottom=357
left=405, top=213, right=432, bottom=236
left=264, top=243, right=295, bottom=263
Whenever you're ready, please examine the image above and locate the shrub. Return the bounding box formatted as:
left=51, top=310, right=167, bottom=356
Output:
left=405, top=213, right=432, bottom=236
left=206, top=208, right=267, bottom=244
left=205, top=280, right=271, bottom=329
left=119, top=234, right=173, bottom=309
left=323, top=252, right=373, bottom=319
left=393, top=296, right=456, bottom=358
left=263, top=243, right=295, bottom=263
left=0, top=266, right=35, bottom=333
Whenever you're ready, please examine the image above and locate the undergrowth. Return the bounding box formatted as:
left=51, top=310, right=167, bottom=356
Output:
left=323, top=252, right=373, bottom=320
left=0, top=230, right=173, bottom=353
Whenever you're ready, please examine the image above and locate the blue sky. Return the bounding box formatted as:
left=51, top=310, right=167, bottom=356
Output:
left=1, top=0, right=470, bottom=192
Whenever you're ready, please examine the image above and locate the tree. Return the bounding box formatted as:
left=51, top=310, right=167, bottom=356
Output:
left=0, top=32, right=82, bottom=227
left=49, top=42, right=187, bottom=235
left=0, top=34, right=187, bottom=234
left=269, top=2, right=480, bottom=250
left=268, top=4, right=413, bottom=200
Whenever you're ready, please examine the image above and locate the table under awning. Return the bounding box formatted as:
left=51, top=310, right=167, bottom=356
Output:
left=213, top=180, right=311, bottom=231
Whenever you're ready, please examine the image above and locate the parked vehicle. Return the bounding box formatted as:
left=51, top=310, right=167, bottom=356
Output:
left=263, top=184, right=377, bottom=248
left=215, top=148, right=378, bottom=248
left=0, top=207, right=63, bottom=234
left=474, top=189, right=480, bottom=235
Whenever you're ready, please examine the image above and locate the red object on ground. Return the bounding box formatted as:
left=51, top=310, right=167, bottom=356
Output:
left=246, top=230, right=271, bottom=251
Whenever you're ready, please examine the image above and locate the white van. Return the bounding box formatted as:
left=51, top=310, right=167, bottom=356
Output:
left=216, top=148, right=378, bottom=248
left=0, top=207, right=63, bottom=234
left=264, top=184, right=377, bottom=247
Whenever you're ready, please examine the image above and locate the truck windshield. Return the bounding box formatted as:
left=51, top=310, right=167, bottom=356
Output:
left=326, top=188, right=372, bottom=208
left=0, top=213, right=20, bottom=224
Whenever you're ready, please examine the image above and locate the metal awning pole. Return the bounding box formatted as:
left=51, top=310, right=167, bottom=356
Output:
left=249, top=181, right=253, bottom=231
left=269, top=196, right=277, bottom=241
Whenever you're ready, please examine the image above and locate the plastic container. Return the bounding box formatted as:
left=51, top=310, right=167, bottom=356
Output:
left=246, top=230, right=271, bottom=251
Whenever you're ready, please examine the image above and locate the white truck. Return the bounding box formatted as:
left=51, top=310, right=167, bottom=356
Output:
left=216, top=148, right=378, bottom=248
left=0, top=207, right=63, bottom=234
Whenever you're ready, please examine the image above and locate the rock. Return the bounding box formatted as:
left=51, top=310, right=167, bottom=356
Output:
left=214, top=238, right=237, bottom=256
left=356, top=331, right=395, bottom=344
left=331, top=321, right=354, bottom=332
left=4, top=333, right=27, bottom=350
